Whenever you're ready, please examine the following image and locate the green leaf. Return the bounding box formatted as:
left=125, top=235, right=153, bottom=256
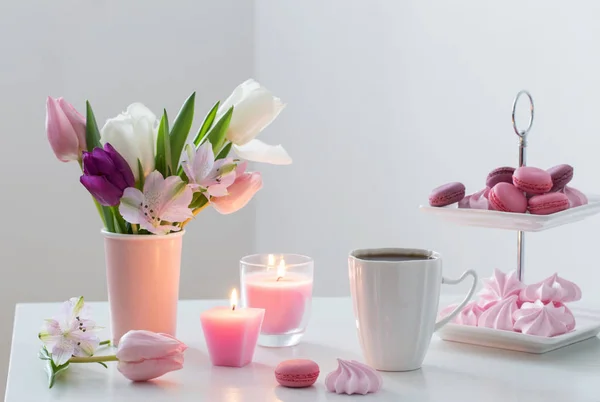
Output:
left=102, top=206, right=115, bottom=233
left=155, top=110, right=171, bottom=176
left=111, top=206, right=127, bottom=233
left=136, top=159, right=145, bottom=191
left=96, top=362, right=108, bottom=369
left=215, top=142, right=233, bottom=160
left=206, top=106, right=233, bottom=154
left=169, top=93, right=196, bottom=172
left=189, top=192, right=209, bottom=210
left=38, top=346, right=51, bottom=361
left=193, top=101, right=220, bottom=146
left=45, top=358, right=70, bottom=389
left=85, top=101, right=102, bottom=152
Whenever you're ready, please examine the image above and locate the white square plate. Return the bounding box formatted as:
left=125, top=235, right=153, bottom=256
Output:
left=437, top=307, right=600, bottom=354
left=420, top=194, right=600, bottom=232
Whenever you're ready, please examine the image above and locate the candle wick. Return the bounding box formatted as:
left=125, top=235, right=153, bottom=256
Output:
left=232, top=305, right=236, bottom=311
left=277, top=277, right=283, bottom=282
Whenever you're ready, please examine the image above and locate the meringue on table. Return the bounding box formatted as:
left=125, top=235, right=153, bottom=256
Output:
left=325, top=359, right=382, bottom=395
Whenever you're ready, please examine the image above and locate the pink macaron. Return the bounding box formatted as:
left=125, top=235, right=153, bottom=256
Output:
left=275, top=359, right=320, bottom=388
left=486, top=167, right=515, bottom=188
left=429, top=182, right=466, bottom=207
left=547, top=164, right=574, bottom=192
left=513, top=167, right=553, bottom=195
left=528, top=192, right=570, bottom=215
left=488, top=183, right=527, bottom=213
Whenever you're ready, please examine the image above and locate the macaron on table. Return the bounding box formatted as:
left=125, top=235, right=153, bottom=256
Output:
left=420, top=91, right=600, bottom=353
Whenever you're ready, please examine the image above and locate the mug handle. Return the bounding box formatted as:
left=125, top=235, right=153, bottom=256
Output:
left=434, top=269, right=478, bottom=332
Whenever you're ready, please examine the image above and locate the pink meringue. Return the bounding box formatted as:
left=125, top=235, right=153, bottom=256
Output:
left=477, top=269, right=524, bottom=309
left=477, top=295, right=519, bottom=331
left=325, top=359, right=382, bottom=395
left=555, top=303, right=576, bottom=331
left=439, top=301, right=484, bottom=326
left=520, top=273, right=582, bottom=304
left=469, top=187, right=490, bottom=210
left=561, top=186, right=588, bottom=208
left=513, top=301, right=575, bottom=337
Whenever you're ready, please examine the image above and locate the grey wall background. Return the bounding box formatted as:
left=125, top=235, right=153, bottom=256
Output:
left=0, top=0, right=256, bottom=393
left=254, top=0, right=600, bottom=298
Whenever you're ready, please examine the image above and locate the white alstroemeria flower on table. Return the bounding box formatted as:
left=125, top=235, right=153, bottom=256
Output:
left=38, top=297, right=101, bottom=366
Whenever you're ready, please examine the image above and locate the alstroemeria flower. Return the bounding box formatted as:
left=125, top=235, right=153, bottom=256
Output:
left=119, top=171, right=193, bottom=235
left=218, top=79, right=292, bottom=165
left=211, top=162, right=263, bottom=214
left=181, top=143, right=237, bottom=197
left=38, top=297, right=101, bottom=366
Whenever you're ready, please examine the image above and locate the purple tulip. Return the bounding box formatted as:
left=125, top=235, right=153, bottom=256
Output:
left=80, top=143, right=136, bottom=206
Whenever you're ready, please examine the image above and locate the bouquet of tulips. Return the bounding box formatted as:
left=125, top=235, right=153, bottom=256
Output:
left=46, top=80, right=291, bottom=235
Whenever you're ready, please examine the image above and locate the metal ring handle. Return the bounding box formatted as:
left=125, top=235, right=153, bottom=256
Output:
left=512, top=90, right=534, bottom=138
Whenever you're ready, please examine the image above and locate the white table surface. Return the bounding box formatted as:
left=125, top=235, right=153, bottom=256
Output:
left=6, top=297, right=600, bottom=402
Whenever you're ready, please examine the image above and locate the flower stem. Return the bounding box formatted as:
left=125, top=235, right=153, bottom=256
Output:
left=181, top=203, right=211, bottom=229
left=111, top=206, right=127, bottom=233
left=68, top=355, right=118, bottom=363
left=99, top=340, right=111, bottom=346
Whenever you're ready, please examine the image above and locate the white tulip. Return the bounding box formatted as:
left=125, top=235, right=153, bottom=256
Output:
left=100, top=103, right=158, bottom=181
left=218, top=79, right=292, bottom=165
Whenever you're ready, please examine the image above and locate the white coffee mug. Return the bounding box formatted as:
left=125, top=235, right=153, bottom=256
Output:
left=348, top=248, right=477, bottom=371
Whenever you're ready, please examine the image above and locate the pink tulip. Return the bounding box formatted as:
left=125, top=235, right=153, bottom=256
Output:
left=211, top=162, right=263, bottom=214
left=46, top=96, right=86, bottom=162
left=116, top=330, right=187, bottom=382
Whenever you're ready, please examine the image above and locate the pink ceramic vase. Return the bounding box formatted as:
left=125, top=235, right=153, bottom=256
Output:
left=103, top=230, right=184, bottom=345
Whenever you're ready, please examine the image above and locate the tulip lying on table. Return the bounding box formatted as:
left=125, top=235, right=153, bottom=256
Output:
left=65, top=330, right=187, bottom=383
left=115, top=330, right=187, bottom=381
left=39, top=304, right=188, bottom=389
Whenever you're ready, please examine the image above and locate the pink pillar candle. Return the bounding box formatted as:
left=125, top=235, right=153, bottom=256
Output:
left=243, top=272, right=313, bottom=334
left=200, top=303, right=264, bottom=368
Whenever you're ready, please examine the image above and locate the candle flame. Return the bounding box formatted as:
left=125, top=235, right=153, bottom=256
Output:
left=267, top=254, right=275, bottom=267
left=277, top=259, right=286, bottom=280
left=230, top=288, right=238, bottom=310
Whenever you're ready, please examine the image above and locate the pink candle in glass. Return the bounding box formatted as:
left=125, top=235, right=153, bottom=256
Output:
left=243, top=261, right=313, bottom=334
left=200, top=289, right=264, bottom=367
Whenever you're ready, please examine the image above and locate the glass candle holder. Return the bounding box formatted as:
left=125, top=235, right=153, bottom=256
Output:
left=240, top=254, right=314, bottom=347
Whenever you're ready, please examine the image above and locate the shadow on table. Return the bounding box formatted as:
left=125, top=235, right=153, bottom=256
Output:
left=128, top=378, right=180, bottom=391
left=434, top=336, right=600, bottom=371
left=274, top=384, right=403, bottom=401
left=182, top=346, right=210, bottom=366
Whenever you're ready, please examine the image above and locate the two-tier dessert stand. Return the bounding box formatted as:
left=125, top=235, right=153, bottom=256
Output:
left=420, top=90, right=600, bottom=353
